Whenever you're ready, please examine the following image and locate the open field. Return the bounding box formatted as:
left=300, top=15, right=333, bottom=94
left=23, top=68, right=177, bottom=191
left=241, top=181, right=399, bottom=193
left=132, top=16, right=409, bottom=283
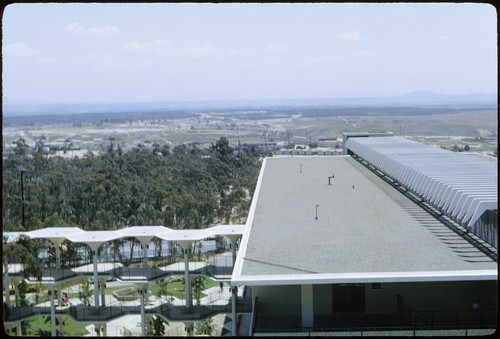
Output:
left=3, top=108, right=497, bottom=156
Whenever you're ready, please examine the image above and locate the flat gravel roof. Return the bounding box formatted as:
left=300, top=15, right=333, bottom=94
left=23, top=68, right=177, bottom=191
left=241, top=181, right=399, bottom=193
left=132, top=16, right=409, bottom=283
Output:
left=235, top=156, right=496, bottom=283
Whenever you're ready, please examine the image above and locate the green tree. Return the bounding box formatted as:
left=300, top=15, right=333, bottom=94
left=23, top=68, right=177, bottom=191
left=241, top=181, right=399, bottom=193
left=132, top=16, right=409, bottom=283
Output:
left=3, top=238, right=43, bottom=281
left=191, top=243, right=206, bottom=306
left=18, top=280, right=29, bottom=306
left=79, top=279, right=92, bottom=306
left=149, top=315, right=168, bottom=336
left=195, top=317, right=215, bottom=335
left=154, top=279, right=170, bottom=300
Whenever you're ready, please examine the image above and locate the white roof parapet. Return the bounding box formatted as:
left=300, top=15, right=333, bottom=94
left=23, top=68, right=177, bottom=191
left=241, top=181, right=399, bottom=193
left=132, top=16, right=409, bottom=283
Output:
left=345, top=136, right=497, bottom=229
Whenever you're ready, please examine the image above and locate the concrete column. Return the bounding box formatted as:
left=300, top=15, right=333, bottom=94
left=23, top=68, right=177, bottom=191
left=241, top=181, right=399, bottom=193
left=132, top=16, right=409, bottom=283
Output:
left=3, top=263, right=10, bottom=306
left=93, top=324, right=101, bottom=337
left=301, top=284, right=314, bottom=329
left=142, top=241, right=149, bottom=269
left=184, top=248, right=192, bottom=308
left=57, top=285, right=62, bottom=307
left=58, top=315, right=64, bottom=336
left=93, top=249, right=99, bottom=308
left=100, top=281, right=106, bottom=307
left=102, top=323, right=107, bottom=336
left=184, top=322, right=194, bottom=337
left=145, top=282, right=150, bottom=306
left=55, top=244, right=61, bottom=269
left=226, top=235, right=240, bottom=269
left=145, top=314, right=154, bottom=336
left=140, top=286, right=146, bottom=337
left=14, top=282, right=20, bottom=307
left=16, top=321, right=22, bottom=336
left=177, top=240, right=194, bottom=309
left=231, top=286, right=237, bottom=336
left=50, top=286, right=56, bottom=336
left=231, top=240, right=237, bottom=269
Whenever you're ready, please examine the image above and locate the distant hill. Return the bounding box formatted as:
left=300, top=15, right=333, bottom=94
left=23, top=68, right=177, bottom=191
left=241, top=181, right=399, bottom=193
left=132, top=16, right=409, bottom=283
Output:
left=330, top=91, right=498, bottom=106
left=2, top=91, right=497, bottom=116
left=394, top=91, right=497, bottom=104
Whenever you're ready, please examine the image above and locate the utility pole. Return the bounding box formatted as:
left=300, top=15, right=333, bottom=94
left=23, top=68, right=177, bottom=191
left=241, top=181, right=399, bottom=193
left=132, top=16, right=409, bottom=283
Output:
left=17, top=165, right=27, bottom=228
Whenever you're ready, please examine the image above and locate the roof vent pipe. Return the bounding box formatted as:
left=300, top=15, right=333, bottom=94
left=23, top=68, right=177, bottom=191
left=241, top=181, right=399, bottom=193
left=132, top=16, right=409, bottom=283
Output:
left=328, top=173, right=335, bottom=185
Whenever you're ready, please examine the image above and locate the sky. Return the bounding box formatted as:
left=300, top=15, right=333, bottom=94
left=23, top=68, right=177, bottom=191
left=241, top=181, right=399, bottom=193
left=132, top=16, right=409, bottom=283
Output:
left=2, top=3, right=497, bottom=104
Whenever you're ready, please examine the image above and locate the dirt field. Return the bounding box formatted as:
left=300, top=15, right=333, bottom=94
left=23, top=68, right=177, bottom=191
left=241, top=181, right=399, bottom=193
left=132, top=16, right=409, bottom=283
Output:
left=3, top=109, right=497, bottom=156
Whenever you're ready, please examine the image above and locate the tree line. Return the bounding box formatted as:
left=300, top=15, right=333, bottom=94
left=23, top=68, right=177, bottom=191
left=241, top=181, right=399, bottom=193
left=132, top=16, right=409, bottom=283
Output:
left=2, top=137, right=263, bottom=233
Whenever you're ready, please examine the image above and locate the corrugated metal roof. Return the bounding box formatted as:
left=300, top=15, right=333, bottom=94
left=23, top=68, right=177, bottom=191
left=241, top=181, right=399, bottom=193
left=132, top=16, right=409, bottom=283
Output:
left=345, top=136, right=497, bottom=228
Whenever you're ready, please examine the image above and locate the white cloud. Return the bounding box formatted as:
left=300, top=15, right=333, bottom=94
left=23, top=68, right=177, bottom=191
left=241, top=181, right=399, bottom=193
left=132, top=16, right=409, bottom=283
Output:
left=65, top=21, right=119, bottom=37
left=120, top=39, right=170, bottom=54
left=174, top=45, right=217, bottom=58
left=3, top=42, right=40, bottom=58
left=335, top=30, right=362, bottom=41
left=437, top=35, right=448, bottom=41
left=265, top=43, right=288, bottom=53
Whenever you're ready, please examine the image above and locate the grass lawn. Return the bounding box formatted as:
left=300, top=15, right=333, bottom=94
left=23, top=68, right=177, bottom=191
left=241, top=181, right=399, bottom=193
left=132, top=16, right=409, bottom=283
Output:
left=149, top=277, right=219, bottom=300
left=23, top=316, right=89, bottom=336
left=55, top=277, right=220, bottom=303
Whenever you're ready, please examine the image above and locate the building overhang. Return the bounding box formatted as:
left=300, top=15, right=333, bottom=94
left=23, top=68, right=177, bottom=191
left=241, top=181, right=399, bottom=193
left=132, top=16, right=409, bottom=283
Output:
left=232, top=269, right=498, bottom=286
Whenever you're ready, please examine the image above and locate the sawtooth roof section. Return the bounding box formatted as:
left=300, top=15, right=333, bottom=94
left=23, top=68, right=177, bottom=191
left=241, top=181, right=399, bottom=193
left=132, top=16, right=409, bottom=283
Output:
left=345, top=136, right=497, bottom=228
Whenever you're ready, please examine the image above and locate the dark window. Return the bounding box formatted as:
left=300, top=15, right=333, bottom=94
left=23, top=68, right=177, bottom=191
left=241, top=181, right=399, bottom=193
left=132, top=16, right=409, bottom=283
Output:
left=332, top=284, right=365, bottom=313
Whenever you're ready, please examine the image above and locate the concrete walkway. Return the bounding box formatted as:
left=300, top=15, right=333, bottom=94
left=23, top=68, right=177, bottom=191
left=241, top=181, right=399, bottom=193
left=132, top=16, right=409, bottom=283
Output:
left=82, top=284, right=238, bottom=336
left=37, top=281, right=242, bottom=336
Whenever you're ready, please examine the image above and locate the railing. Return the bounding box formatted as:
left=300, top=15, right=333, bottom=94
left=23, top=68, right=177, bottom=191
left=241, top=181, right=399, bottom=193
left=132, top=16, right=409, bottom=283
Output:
left=4, top=284, right=252, bottom=324
left=8, top=250, right=235, bottom=287
left=159, top=303, right=232, bottom=321
left=252, top=325, right=496, bottom=336
left=250, top=296, right=496, bottom=336
left=397, top=294, right=496, bottom=329
left=398, top=294, right=431, bottom=327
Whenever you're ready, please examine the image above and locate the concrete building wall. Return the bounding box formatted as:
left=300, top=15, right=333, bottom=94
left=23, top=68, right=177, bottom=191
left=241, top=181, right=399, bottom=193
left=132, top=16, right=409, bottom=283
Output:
left=313, top=284, right=332, bottom=315
left=364, top=281, right=497, bottom=314
left=253, top=285, right=302, bottom=316
left=255, top=280, right=496, bottom=317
